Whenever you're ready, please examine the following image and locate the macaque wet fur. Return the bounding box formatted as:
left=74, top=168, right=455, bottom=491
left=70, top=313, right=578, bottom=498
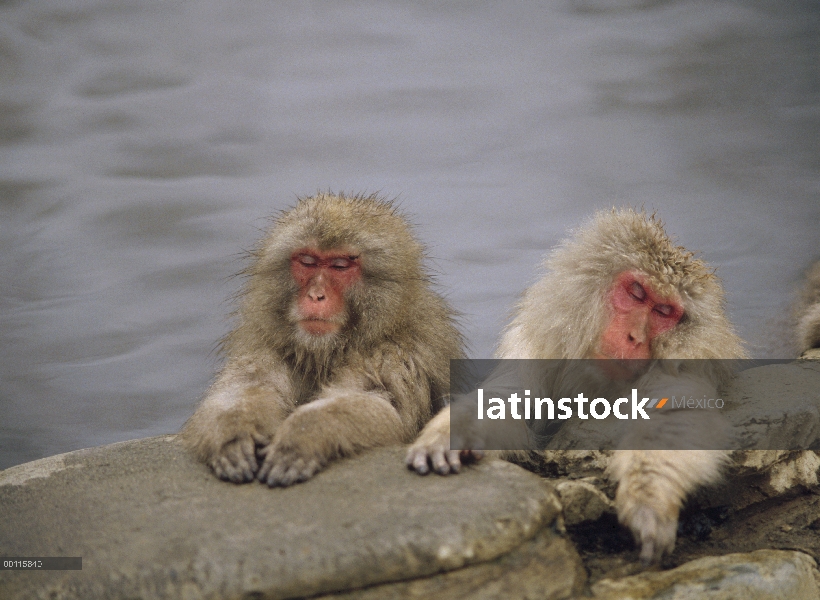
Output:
left=407, top=208, right=747, bottom=564
left=182, top=193, right=463, bottom=487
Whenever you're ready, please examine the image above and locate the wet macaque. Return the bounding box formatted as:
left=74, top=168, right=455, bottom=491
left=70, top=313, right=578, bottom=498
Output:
left=183, top=193, right=463, bottom=487
left=796, top=261, right=820, bottom=353
left=407, top=208, right=747, bottom=563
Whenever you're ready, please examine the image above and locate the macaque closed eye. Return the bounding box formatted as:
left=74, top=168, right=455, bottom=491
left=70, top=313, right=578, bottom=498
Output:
left=629, top=282, right=647, bottom=302
left=619, top=277, right=682, bottom=324
left=330, top=257, right=355, bottom=269
left=654, top=304, right=675, bottom=317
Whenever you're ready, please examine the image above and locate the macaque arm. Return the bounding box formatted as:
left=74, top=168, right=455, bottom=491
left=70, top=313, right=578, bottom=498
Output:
left=257, top=386, right=405, bottom=486
left=610, top=449, right=726, bottom=564
left=181, top=364, right=292, bottom=483
left=610, top=372, right=729, bottom=563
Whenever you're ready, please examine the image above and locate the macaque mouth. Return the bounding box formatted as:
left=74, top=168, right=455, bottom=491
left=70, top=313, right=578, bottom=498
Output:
left=298, top=318, right=342, bottom=336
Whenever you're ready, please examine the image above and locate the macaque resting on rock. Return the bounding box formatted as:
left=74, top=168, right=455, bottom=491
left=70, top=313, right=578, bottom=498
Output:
left=407, top=208, right=747, bottom=564
left=183, top=193, right=463, bottom=487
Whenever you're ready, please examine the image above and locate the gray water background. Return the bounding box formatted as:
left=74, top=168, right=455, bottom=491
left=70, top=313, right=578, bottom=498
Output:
left=1, top=0, right=817, bottom=469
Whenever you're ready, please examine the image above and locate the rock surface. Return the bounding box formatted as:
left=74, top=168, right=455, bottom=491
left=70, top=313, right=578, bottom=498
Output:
left=555, top=479, right=612, bottom=526
left=591, top=549, right=820, bottom=600
left=726, top=361, right=820, bottom=453
left=314, top=528, right=585, bottom=600
left=0, top=437, right=571, bottom=600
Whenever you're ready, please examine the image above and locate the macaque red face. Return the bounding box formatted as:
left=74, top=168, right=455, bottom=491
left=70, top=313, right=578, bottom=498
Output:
left=597, top=270, right=684, bottom=361
left=290, top=247, right=361, bottom=335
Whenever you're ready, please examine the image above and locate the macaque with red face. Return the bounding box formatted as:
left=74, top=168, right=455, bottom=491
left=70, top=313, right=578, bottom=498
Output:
left=290, top=249, right=360, bottom=336
left=407, top=208, right=746, bottom=564
left=596, top=271, right=684, bottom=361
left=182, top=193, right=463, bottom=487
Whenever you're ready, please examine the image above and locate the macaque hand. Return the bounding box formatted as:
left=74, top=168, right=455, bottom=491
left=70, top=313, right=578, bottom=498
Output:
left=405, top=410, right=484, bottom=476
left=405, top=442, right=484, bottom=476
left=618, top=500, right=678, bottom=565
left=256, top=427, right=325, bottom=487
left=210, top=432, right=259, bottom=483
left=614, top=464, right=680, bottom=565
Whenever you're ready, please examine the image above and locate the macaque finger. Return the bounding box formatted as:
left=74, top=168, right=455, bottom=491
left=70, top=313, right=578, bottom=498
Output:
left=264, top=461, right=287, bottom=487
left=256, top=452, right=274, bottom=482
left=252, top=431, right=271, bottom=447
left=431, top=448, right=458, bottom=475
left=279, top=463, right=301, bottom=487
left=449, top=450, right=466, bottom=473
left=214, top=455, right=242, bottom=483
left=239, top=437, right=258, bottom=475
left=463, top=449, right=484, bottom=461
left=406, top=447, right=431, bottom=475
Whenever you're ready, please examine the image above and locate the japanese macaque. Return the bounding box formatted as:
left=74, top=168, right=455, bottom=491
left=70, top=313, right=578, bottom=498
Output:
left=183, top=193, right=463, bottom=487
left=796, top=261, right=820, bottom=353
left=407, top=208, right=747, bottom=564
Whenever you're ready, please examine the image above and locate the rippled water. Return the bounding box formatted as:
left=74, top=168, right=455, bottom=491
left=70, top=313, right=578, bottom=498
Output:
left=1, top=0, right=818, bottom=468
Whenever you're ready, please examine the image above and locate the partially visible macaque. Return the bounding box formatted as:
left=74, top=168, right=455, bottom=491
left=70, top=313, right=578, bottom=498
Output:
left=407, top=208, right=747, bottom=564
left=183, top=193, right=463, bottom=487
left=796, top=261, right=820, bottom=353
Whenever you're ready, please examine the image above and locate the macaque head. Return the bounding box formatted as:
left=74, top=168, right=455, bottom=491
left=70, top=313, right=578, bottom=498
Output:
left=235, top=193, right=430, bottom=357
left=290, top=247, right=361, bottom=336
left=500, top=208, right=746, bottom=362
left=597, top=270, right=684, bottom=360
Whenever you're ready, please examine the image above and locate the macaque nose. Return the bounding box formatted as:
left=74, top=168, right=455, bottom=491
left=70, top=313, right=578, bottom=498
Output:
left=307, top=285, right=326, bottom=302
left=627, top=327, right=647, bottom=346
left=306, top=272, right=329, bottom=302
left=626, top=312, right=650, bottom=351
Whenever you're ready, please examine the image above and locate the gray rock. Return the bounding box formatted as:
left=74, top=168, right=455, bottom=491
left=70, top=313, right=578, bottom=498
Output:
left=590, top=549, right=820, bottom=600
left=555, top=479, right=612, bottom=526
left=725, top=361, right=820, bottom=452
left=314, top=527, right=585, bottom=600
left=0, top=436, right=569, bottom=600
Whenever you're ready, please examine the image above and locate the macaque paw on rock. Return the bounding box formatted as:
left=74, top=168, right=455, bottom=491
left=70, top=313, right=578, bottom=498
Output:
left=405, top=442, right=484, bottom=476
left=211, top=433, right=259, bottom=483
left=256, top=441, right=324, bottom=487
left=405, top=406, right=485, bottom=475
